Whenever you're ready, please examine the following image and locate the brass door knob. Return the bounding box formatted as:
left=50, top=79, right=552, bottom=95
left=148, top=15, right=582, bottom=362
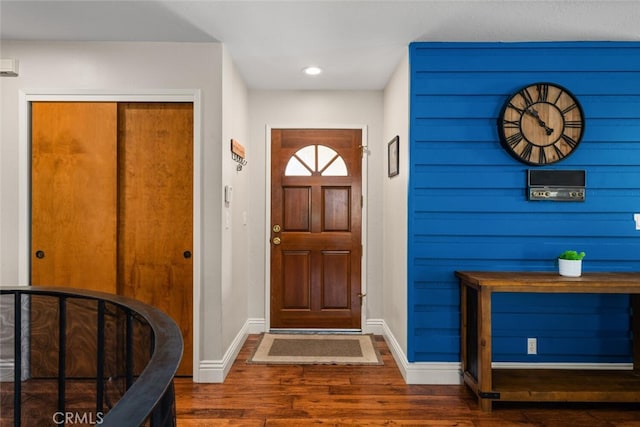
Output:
left=272, top=237, right=281, bottom=245
left=272, top=224, right=281, bottom=233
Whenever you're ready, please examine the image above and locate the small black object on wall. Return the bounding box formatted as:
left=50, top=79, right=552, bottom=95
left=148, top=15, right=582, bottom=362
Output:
left=527, top=170, right=586, bottom=201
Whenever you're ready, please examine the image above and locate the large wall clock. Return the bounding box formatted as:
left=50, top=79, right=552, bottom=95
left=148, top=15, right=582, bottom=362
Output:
left=498, top=82, right=585, bottom=165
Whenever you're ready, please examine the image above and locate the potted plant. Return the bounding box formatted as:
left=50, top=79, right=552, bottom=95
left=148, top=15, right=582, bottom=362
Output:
left=557, top=250, right=586, bottom=277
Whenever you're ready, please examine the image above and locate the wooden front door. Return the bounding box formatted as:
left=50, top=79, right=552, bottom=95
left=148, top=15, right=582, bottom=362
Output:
left=31, top=102, right=193, bottom=376
left=270, top=129, right=362, bottom=329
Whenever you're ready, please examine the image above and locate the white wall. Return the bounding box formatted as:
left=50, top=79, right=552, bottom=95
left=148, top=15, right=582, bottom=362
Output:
left=382, top=52, right=409, bottom=354
left=247, top=90, right=385, bottom=325
left=0, top=41, right=230, bottom=378
left=220, top=46, right=251, bottom=352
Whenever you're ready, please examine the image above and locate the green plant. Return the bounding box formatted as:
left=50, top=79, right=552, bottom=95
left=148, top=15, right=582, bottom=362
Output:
left=558, top=250, right=586, bottom=260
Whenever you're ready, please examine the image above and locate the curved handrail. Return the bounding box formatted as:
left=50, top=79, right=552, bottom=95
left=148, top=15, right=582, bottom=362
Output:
left=1, top=286, right=183, bottom=427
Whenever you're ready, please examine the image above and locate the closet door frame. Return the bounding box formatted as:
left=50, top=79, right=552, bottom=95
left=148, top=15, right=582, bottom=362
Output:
left=18, top=89, right=202, bottom=380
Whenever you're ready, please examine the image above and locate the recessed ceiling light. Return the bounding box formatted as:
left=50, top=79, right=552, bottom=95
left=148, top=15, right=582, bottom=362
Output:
left=303, top=66, right=323, bottom=76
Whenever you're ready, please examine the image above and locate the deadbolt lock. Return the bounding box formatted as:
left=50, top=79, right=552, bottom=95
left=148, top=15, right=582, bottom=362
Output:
left=272, top=224, right=281, bottom=233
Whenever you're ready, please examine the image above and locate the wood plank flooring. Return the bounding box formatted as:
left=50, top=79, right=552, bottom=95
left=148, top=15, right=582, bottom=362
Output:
left=175, top=335, right=640, bottom=426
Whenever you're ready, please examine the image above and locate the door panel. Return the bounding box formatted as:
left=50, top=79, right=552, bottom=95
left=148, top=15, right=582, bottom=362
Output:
left=323, top=187, right=350, bottom=231
left=31, top=102, right=118, bottom=292
left=321, top=251, right=350, bottom=309
left=31, top=102, right=118, bottom=377
left=271, top=129, right=362, bottom=329
left=282, top=251, right=311, bottom=309
left=283, top=187, right=311, bottom=231
left=117, top=103, right=193, bottom=376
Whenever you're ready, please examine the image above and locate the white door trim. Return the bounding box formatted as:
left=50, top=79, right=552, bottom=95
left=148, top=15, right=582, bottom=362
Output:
left=18, top=89, right=203, bottom=380
left=264, top=124, right=369, bottom=331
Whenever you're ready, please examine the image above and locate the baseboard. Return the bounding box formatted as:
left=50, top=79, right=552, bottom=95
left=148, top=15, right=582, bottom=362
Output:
left=363, top=318, right=385, bottom=335
left=196, top=360, right=226, bottom=383
left=196, top=318, right=265, bottom=383
left=0, top=359, right=14, bottom=382
left=239, top=318, right=462, bottom=385
left=246, top=317, right=266, bottom=334
left=374, top=319, right=462, bottom=385
left=195, top=317, right=631, bottom=385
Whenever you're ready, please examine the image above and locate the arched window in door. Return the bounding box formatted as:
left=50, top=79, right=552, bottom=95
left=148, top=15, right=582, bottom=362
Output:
left=284, top=145, right=348, bottom=176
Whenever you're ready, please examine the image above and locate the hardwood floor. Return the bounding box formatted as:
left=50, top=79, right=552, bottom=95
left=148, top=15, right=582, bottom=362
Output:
left=175, top=335, right=640, bottom=426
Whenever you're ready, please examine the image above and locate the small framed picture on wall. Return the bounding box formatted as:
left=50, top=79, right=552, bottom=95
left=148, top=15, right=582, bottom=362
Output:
left=388, top=135, right=399, bottom=177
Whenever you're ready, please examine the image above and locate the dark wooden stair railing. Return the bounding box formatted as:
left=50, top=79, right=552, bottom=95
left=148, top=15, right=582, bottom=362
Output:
left=0, top=286, right=183, bottom=427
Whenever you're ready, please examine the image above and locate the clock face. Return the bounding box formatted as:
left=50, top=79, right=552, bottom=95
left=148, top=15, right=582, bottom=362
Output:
left=498, top=83, right=585, bottom=165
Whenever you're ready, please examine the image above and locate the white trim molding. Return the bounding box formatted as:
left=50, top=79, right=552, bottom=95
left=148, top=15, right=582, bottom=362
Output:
left=0, top=359, right=14, bottom=382
left=196, top=318, right=263, bottom=383
left=18, top=89, right=203, bottom=381
left=378, top=320, right=462, bottom=385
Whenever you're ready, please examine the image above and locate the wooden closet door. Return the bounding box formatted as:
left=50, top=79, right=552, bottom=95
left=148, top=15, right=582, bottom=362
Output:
left=118, top=103, right=193, bottom=376
left=31, top=102, right=118, bottom=378
left=31, top=102, right=118, bottom=292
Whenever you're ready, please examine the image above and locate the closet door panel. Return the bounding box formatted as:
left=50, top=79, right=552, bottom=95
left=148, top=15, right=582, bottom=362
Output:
left=30, top=102, right=118, bottom=378
left=118, top=103, right=193, bottom=376
left=31, top=102, right=118, bottom=292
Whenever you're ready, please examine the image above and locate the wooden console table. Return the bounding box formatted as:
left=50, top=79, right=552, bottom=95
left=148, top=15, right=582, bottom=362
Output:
left=455, top=271, right=640, bottom=411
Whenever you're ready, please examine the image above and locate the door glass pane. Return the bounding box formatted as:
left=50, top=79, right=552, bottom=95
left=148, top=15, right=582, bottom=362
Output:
left=296, top=146, right=316, bottom=170
left=317, top=145, right=337, bottom=171
left=321, top=157, right=348, bottom=176
left=285, top=157, right=312, bottom=176
left=285, top=144, right=348, bottom=176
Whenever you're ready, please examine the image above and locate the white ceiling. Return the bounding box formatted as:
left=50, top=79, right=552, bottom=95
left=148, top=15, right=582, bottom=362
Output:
left=2, top=1, right=639, bottom=90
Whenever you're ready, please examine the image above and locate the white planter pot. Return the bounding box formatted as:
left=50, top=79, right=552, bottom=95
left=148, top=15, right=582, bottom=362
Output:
left=558, top=258, right=582, bottom=277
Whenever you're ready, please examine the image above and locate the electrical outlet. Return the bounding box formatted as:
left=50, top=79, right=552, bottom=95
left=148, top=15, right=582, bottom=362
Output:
left=527, top=338, right=537, bottom=355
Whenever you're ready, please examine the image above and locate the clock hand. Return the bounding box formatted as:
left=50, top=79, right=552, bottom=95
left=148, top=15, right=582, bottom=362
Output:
left=525, top=107, right=554, bottom=135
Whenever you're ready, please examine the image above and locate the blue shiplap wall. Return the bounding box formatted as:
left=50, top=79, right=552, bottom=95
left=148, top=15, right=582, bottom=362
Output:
left=408, top=42, right=640, bottom=363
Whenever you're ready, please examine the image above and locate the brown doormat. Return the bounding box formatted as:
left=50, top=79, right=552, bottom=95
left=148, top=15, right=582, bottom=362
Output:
left=248, top=333, right=383, bottom=365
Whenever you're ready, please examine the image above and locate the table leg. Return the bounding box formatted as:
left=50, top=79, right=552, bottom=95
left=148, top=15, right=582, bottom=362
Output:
left=632, top=294, right=640, bottom=373
left=478, top=287, right=493, bottom=412
left=460, top=283, right=468, bottom=375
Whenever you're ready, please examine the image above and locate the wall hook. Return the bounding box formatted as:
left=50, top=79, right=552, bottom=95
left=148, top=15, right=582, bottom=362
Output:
left=231, top=139, right=247, bottom=171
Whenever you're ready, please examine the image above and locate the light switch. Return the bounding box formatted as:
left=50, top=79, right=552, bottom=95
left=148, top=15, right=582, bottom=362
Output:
left=224, top=185, right=233, bottom=204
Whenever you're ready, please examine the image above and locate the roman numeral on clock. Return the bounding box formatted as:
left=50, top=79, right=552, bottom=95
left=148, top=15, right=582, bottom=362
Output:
left=519, top=142, right=533, bottom=161
left=538, top=147, right=547, bottom=164
left=506, top=132, right=523, bottom=148
left=508, top=102, right=525, bottom=115
left=553, top=143, right=566, bottom=160
left=518, top=88, right=534, bottom=107
left=537, top=84, right=549, bottom=102
left=502, top=119, right=520, bottom=129
left=561, top=133, right=578, bottom=148
left=564, top=120, right=582, bottom=129
left=562, top=103, right=578, bottom=114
